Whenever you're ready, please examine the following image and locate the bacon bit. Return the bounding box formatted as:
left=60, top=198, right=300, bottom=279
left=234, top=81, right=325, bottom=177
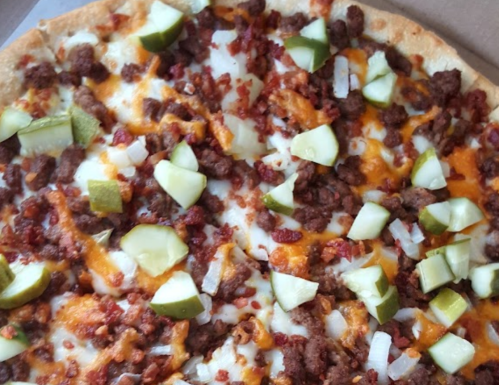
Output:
left=271, top=228, right=303, bottom=244
left=234, top=297, right=249, bottom=309
left=0, top=325, right=17, bottom=339
left=63, top=340, right=75, bottom=349
left=110, top=13, right=130, bottom=31
left=170, top=63, right=185, bottom=80
left=215, top=370, right=229, bottom=382
left=273, top=332, right=288, bottom=347
left=488, top=128, right=499, bottom=150
left=251, top=301, right=261, bottom=310
left=112, top=127, right=134, bottom=146
left=325, top=238, right=353, bottom=261
left=25, top=172, right=37, bottom=184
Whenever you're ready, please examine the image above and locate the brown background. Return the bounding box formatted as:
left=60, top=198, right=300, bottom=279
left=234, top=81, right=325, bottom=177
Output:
left=0, top=0, right=497, bottom=84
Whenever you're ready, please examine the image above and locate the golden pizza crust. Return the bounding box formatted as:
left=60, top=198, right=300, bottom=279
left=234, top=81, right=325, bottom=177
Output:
left=0, top=0, right=497, bottom=118
left=0, top=29, right=54, bottom=109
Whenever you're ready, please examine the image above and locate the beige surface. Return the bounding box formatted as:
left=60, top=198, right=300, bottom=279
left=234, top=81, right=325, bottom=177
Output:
left=0, top=0, right=497, bottom=85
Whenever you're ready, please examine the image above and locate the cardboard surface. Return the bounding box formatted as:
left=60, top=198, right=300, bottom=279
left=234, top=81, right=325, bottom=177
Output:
left=0, top=0, right=497, bottom=85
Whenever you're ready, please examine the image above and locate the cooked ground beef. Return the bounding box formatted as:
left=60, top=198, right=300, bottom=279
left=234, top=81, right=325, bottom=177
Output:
left=24, top=62, right=57, bottom=90
left=346, top=5, right=364, bottom=38
left=26, top=155, right=56, bottom=191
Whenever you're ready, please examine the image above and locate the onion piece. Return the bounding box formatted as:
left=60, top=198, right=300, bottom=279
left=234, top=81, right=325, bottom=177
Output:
left=366, top=331, right=392, bottom=385
left=333, top=55, right=349, bottom=99
left=201, top=252, right=224, bottom=296
left=487, top=322, right=499, bottom=347
left=196, top=363, right=211, bottom=382
left=195, top=294, right=212, bottom=325
left=440, top=161, right=451, bottom=178
left=393, top=308, right=418, bottom=322
left=92, top=229, right=113, bottom=246
left=410, top=223, right=425, bottom=244
left=112, top=373, right=141, bottom=385
left=332, top=252, right=373, bottom=274
left=387, top=351, right=420, bottom=380
left=389, top=219, right=420, bottom=259
left=126, top=140, right=149, bottom=165
left=182, top=355, right=204, bottom=376
left=149, top=344, right=173, bottom=356
left=325, top=310, right=347, bottom=340
left=173, top=380, right=191, bottom=385
left=107, top=147, right=132, bottom=169
left=350, top=74, right=360, bottom=90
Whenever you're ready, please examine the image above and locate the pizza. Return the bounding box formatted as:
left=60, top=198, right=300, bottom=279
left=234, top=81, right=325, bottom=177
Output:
left=0, top=0, right=498, bottom=383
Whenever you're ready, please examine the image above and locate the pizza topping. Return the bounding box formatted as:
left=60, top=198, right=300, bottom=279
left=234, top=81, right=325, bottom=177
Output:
left=150, top=271, right=204, bottom=319
left=429, top=288, right=467, bottom=328
left=0, top=325, right=29, bottom=362
left=366, top=331, right=391, bottom=384
left=447, top=197, right=484, bottom=232
left=0, top=263, right=50, bottom=309
left=120, top=224, right=188, bottom=277
left=0, top=255, right=15, bottom=293
left=362, top=71, right=398, bottom=108
left=470, top=263, right=499, bottom=299
left=365, top=50, right=391, bottom=84
left=428, top=333, right=475, bottom=374
left=154, top=160, right=207, bottom=209
left=290, top=124, right=339, bottom=166
left=419, top=201, right=451, bottom=235
left=18, top=115, right=73, bottom=157
left=411, top=147, right=447, bottom=190
left=87, top=180, right=123, bottom=213
left=170, top=140, right=198, bottom=171
left=135, top=1, right=185, bottom=53
left=69, top=106, right=101, bottom=147
left=343, top=265, right=389, bottom=299
left=443, top=239, right=471, bottom=282
left=262, top=173, right=298, bottom=215
left=416, top=253, right=454, bottom=294
left=270, top=270, right=319, bottom=311
left=23, top=62, right=57, bottom=90
left=347, top=202, right=390, bottom=240
left=0, top=108, right=32, bottom=143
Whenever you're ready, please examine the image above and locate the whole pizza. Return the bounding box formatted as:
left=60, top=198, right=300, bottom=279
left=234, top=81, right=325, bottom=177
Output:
left=0, top=0, right=498, bottom=384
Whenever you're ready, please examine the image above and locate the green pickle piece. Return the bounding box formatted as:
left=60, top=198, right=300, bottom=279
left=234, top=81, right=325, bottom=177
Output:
left=360, top=285, right=399, bottom=325
left=0, top=265, right=51, bottom=309
left=70, top=106, right=100, bottom=147
left=88, top=180, right=123, bottom=213
left=150, top=271, right=204, bottom=319
left=0, top=324, right=30, bottom=362
left=18, top=115, right=73, bottom=157
left=0, top=255, right=15, bottom=293
left=284, top=36, right=330, bottom=73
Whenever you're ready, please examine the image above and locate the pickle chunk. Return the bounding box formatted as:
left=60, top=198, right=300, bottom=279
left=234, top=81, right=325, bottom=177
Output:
left=88, top=180, right=123, bottom=213
left=120, top=224, right=188, bottom=277
left=0, top=255, right=15, bottom=292
left=18, top=115, right=73, bottom=157
left=70, top=106, right=101, bottom=147
left=0, top=264, right=50, bottom=309
left=0, top=324, right=29, bottom=362
left=150, top=271, right=204, bottom=319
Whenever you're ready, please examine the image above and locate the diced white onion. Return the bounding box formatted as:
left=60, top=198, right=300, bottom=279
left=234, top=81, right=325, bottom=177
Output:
left=456, top=327, right=467, bottom=339
left=387, top=351, right=420, bottom=380
left=120, top=166, right=136, bottom=178
left=350, top=74, right=360, bottom=90
left=182, top=355, right=204, bottom=376
left=412, top=135, right=431, bottom=154
left=389, top=219, right=420, bottom=259
left=201, top=253, right=224, bottom=296
left=412, top=320, right=422, bottom=340
left=393, top=308, right=418, bottom=322
left=470, top=138, right=481, bottom=149
left=440, top=161, right=451, bottom=178
left=362, top=189, right=386, bottom=204
left=149, top=345, right=173, bottom=356
left=126, top=140, right=149, bottom=165
left=410, top=224, right=425, bottom=244
left=325, top=310, right=347, bottom=340
left=365, top=317, right=380, bottom=345
left=113, top=373, right=141, bottom=385
left=196, top=363, right=211, bottom=382
left=366, top=331, right=392, bottom=385
left=331, top=252, right=373, bottom=274
left=381, top=246, right=398, bottom=261
left=92, top=229, right=113, bottom=246
left=108, top=147, right=133, bottom=169
left=173, top=380, right=191, bottom=385
left=487, top=322, right=499, bottom=347
left=333, top=55, right=350, bottom=99
left=195, top=294, right=213, bottom=325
